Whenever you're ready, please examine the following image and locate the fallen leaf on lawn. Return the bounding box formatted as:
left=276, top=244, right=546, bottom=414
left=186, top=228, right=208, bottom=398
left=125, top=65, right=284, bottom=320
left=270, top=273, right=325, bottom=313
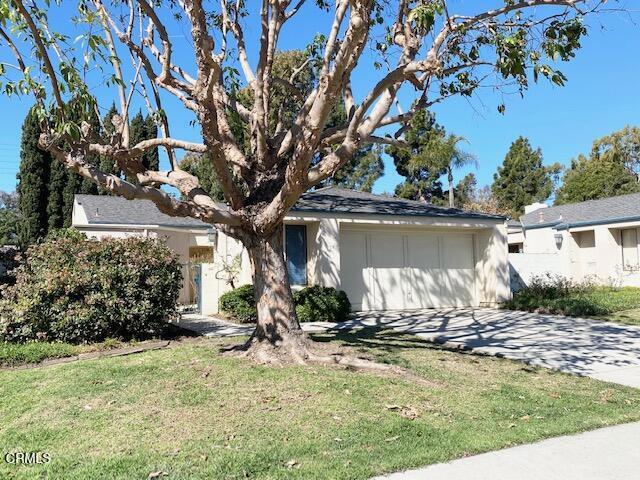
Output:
left=400, top=407, right=419, bottom=420
left=148, top=471, right=167, bottom=479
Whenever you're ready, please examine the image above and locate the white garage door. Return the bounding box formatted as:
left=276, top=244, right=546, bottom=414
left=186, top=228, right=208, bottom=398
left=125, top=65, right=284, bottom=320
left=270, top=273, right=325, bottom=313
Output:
left=340, top=230, right=476, bottom=311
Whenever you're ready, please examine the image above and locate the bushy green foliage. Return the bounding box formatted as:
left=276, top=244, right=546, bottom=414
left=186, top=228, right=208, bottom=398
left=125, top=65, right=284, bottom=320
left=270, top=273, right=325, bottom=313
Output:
left=491, top=137, right=562, bottom=217
left=219, top=284, right=351, bottom=323
left=293, top=286, right=351, bottom=323
left=0, top=230, right=182, bottom=343
left=219, top=284, right=257, bottom=323
left=555, top=126, right=640, bottom=205
left=504, top=274, right=640, bottom=316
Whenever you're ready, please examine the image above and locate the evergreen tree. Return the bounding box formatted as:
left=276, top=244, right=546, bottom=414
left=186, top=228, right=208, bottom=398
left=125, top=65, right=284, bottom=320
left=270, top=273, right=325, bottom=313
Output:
left=386, top=110, right=446, bottom=202
left=0, top=191, right=19, bottom=245
left=491, top=137, right=561, bottom=217
left=328, top=145, right=384, bottom=192
left=46, top=160, right=66, bottom=232
left=16, top=108, right=51, bottom=247
left=180, top=153, right=225, bottom=201
left=125, top=111, right=159, bottom=183
left=143, top=115, right=159, bottom=171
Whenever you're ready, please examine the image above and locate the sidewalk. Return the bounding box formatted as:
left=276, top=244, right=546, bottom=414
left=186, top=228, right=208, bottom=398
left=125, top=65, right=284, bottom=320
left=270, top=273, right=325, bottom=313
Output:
left=373, top=421, right=640, bottom=480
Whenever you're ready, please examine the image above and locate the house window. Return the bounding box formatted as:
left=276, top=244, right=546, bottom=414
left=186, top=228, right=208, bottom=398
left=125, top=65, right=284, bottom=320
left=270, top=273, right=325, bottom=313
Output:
left=285, top=225, right=307, bottom=285
left=621, top=228, right=639, bottom=271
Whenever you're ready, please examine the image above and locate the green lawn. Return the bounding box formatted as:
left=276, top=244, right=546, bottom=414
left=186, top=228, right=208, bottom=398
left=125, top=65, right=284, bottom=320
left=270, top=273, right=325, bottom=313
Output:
left=505, top=286, right=640, bottom=321
left=2, top=331, right=640, bottom=480
left=600, top=308, right=640, bottom=326
left=0, top=340, right=125, bottom=368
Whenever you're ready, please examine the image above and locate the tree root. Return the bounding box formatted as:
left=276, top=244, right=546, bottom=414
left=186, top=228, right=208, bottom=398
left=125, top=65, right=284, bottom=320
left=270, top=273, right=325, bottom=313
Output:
left=221, top=334, right=437, bottom=387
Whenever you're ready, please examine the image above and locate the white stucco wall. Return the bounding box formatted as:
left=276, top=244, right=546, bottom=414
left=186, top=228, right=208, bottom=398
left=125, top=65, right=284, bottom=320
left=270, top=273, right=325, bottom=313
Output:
left=507, top=220, right=640, bottom=288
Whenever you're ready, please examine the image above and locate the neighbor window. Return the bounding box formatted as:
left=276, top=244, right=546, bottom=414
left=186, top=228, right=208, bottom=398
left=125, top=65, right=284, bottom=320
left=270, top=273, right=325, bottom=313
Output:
left=508, top=243, right=523, bottom=254
left=285, top=225, right=307, bottom=285
left=621, top=228, right=639, bottom=271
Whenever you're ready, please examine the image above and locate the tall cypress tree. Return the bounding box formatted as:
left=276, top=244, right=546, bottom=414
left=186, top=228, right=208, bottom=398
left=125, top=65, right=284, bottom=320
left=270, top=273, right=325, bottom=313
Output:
left=16, top=108, right=51, bottom=247
left=143, top=114, right=159, bottom=171
left=128, top=111, right=159, bottom=182
left=491, top=137, right=561, bottom=217
left=46, top=160, right=66, bottom=232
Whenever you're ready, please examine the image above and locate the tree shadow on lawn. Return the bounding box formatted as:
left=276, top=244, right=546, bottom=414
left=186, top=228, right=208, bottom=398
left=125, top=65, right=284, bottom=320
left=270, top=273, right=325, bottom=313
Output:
left=308, top=328, right=492, bottom=371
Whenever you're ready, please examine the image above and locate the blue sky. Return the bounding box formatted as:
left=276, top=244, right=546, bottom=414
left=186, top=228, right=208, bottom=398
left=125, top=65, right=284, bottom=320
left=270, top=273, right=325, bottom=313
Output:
left=0, top=3, right=638, bottom=197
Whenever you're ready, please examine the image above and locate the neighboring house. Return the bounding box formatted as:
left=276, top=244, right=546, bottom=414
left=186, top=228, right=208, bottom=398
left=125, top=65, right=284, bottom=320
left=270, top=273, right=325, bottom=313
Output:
left=508, top=192, right=640, bottom=288
left=73, top=187, right=509, bottom=314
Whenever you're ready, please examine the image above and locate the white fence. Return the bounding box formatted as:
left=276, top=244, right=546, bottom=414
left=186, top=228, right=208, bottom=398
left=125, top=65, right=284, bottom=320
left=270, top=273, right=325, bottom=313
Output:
left=508, top=253, right=568, bottom=291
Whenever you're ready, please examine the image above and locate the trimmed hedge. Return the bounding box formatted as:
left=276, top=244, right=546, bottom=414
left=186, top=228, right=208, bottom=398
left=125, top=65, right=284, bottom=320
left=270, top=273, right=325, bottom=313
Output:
left=503, top=274, right=640, bottom=317
left=219, top=284, right=257, bottom=323
left=0, top=229, right=182, bottom=343
left=293, top=285, right=351, bottom=323
left=219, top=284, right=351, bottom=323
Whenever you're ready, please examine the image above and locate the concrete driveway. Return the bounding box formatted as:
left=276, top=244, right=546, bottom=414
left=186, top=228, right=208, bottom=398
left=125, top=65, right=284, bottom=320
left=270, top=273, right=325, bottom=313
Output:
left=178, top=308, right=640, bottom=388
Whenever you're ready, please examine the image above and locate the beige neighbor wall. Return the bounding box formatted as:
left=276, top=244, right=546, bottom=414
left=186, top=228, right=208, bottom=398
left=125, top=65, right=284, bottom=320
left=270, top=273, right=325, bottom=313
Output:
left=510, top=221, right=640, bottom=287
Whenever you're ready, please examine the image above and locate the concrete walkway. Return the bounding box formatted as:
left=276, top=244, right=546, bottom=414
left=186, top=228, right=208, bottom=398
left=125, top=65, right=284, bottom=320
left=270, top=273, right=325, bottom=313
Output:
left=372, top=421, right=640, bottom=480
left=177, top=308, right=640, bottom=388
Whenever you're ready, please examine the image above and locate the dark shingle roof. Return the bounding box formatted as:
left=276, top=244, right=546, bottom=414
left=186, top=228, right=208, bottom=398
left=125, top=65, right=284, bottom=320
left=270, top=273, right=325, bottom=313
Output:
left=76, top=187, right=504, bottom=228
left=519, top=192, right=640, bottom=229
left=75, top=195, right=211, bottom=229
left=291, top=187, right=504, bottom=220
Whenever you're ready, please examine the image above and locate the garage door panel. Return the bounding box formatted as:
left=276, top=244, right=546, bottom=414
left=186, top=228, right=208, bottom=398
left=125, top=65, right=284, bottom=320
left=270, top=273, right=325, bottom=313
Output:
left=406, top=234, right=441, bottom=308
left=408, top=267, right=442, bottom=308
left=441, top=234, right=475, bottom=306
left=339, top=231, right=368, bottom=311
left=370, top=233, right=405, bottom=309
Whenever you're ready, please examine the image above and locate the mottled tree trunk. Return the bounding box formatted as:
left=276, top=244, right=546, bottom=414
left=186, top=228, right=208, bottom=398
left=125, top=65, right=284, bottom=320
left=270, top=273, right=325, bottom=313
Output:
left=244, top=224, right=308, bottom=358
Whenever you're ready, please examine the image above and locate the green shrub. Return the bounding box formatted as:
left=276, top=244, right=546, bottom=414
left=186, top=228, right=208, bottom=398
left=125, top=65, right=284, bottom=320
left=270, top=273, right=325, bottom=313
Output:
left=0, top=229, right=182, bottom=344
left=294, top=285, right=351, bottom=323
left=219, top=284, right=257, bottom=323
left=219, top=284, right=351, bottom=323
left=503, top=274, right=640, bottom=317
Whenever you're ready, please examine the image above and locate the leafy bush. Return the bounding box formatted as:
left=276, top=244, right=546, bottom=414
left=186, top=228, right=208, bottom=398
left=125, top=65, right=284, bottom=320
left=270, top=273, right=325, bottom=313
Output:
left=219, top=284, right=351, bottom=323
left=219, top=284, right=257, bottom=323
left=0, top=246, right=20, bottom=288
left=503, top=274, right=640, bottom=316
left=293, top=285, right=351, bottom=323
left=0, top=229, right=182, bottom=343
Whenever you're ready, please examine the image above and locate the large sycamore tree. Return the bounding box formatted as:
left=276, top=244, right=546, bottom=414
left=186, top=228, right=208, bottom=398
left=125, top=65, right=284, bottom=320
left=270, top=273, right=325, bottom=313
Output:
left=0, top=0, right=611, bottom=363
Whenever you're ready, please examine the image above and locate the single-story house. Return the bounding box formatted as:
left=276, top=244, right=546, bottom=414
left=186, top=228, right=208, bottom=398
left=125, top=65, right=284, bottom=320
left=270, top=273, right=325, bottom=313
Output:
left=507, top=192, right=640, bottom=288
left=73, top=187, right=509, bottom=314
